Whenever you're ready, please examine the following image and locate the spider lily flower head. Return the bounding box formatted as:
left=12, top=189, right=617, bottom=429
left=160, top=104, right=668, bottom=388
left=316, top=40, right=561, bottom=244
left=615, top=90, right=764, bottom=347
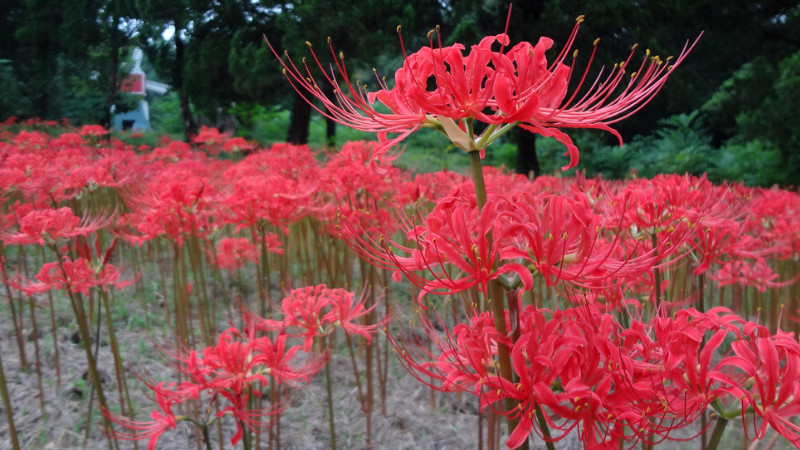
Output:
left=3, top=207, right=113, bottom=246
left=104, top=382, right=184, bottom=450
left=270, top=14, right=699, bottom=168
left=341, top=190, right=533, bottom=303
left=254, top=285, right=384, bottom=351
left=11, top=255, right=133, bottom=296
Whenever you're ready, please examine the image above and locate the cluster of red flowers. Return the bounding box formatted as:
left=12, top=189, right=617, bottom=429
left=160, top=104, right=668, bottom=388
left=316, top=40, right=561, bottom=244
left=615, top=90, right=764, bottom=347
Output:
left=394, top=298, right=800, bottom=448
left=103, top=282, right=382, bottom=448
left=106, top=323, right=325, bottom=448
left=1, top=111, right=799, bottom=448
left=345, top=173, right=798, bottom=306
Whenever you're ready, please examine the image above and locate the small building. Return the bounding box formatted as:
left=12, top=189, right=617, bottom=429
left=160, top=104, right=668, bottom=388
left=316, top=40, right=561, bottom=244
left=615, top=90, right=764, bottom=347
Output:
left=111, top=48, right=169, bottom=132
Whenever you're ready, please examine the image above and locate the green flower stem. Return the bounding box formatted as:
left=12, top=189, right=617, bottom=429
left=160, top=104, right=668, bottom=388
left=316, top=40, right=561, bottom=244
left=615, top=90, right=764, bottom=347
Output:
left=323, top=336, right=338, bottom=450
left=705, top=416, right=728, bottom=450
left=0, top=351, right=20, bottom=450
left=51, top=245, right=117, bottom=450
left=651, top=233, right=662, bottom=312
left=468, top=151, right=535, bottom=450
left=202, top=424, right=212, bottom=450
left=100, top=289, right=137, bottom=436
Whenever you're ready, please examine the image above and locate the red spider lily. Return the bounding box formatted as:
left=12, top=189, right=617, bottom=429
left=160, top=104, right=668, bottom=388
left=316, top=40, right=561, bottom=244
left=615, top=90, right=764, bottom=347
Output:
left=104, top=382, right=183, bottom=450
left=252, top=285, right=383, bottom=351
left=223, top=137, right=254, bottom=153
left=127, top=324, right=324, bottom=447
left=323, top=287, right=383, bottom=342
left=743, top=187, right=800, bottom=259
left=3, top=207, right=113, bottom=246
left=389, top=295, right=791, bottom=449
left=343, top=190, right=532, bottom=301
left=120, top=165, right=221, bottom=246
left=218, top=390, right=281, bottom=446
left=79, top=124, right=109, bottom=136
left=193, top=328, right=271, bottom=394
left=244, top=330, right=326, bottom=388
left=258, top=286, right=336, bottom=352
left=213, top=237, right=260, bottom=271
left=163, top=326, right=324, bottom=393
left=318, top=142, right=408, bottom=236
left=271, top=14, right=698, bottom=167
left=720, top=324, right=800, bottom=445
left=191, top=126, right=252, bottom=156
left=221, top=171, right=317, bottom=234
left=11, top=256, right=133, bottom=296
left=191, top=125, right=228, bottom=147
left=710, top=258, right=794, bottom=292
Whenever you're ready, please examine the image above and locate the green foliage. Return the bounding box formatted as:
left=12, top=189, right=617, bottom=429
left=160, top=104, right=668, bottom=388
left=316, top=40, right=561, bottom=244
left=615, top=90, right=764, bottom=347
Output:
left=739, top=50, right=800, bottom=159
left=702, top=49, right=800, bottom=184
left=708, top=139, right=786, bottom=187
left=149, top=92, right=187, bottom=139
left=0, top=60, right=25, bottom=119
left=531, top=111, right=794, bottom=187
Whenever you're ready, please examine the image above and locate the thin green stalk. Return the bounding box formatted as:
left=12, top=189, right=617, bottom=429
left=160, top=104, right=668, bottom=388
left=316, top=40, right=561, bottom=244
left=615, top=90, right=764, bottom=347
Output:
left=698, top=273, right=707, bottom=450
left=37, top=245, right=61, bottom=384
left=100, top=289, right=137, bottom=442
left=468, top=151, right=536, bottom=450
left=52, top=246, right=117, bottom=449
left=344, top=332, right=366, bottom=413
left=0, top=351, right=20, bottom=450
left=84, top=289, right=104, bottom=448
left=187, top=232, right=212, bottom=345
left=324, top=340, right=337, bottom=450
left=2, top=277, right=27, bottom=370
left=651, top=233, right=662, bottom=314
left=45, top=288, right=61, bottom=386
left=706, top=416, right=728, bottom=450
left=202, top=424, right=212, bottom=450
left=241, top=418, right=252, bottom=450
left=25, top=291, right=45, bottom=415
left=380, top=269, right=390, bottom=416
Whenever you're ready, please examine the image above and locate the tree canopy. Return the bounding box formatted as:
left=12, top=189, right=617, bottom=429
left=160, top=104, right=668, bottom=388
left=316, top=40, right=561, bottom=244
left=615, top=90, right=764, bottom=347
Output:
left=1, top=0, right=798, bottom=183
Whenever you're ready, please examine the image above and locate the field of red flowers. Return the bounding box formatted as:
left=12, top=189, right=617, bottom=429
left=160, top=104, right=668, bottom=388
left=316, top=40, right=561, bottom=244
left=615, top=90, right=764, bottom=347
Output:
left=0, top=119, right=799, bottom=450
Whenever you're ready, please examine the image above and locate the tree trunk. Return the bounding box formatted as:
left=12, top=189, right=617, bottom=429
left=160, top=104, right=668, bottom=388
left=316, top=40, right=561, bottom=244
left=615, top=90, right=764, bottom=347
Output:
left=514, top=127, right=539, bottom=178
left=102, top=27, right=121, bottom=131
left=287, top=92, right=312, bottom=144
left=173, top=21, right=196, bottom=142
left=325, top=117, right=336, bottom=148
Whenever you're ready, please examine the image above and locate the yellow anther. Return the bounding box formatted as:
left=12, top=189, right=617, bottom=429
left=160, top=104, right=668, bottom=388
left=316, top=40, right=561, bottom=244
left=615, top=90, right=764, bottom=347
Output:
left=305, top=41, right=312, bottom=47
left=593, top=38, right=601, bottom=46
left=339, top=51, right=344, bottom=60
left=576, top=15, right=585, bottom=23
left=397, top=25, right=402, bottom=33
left=573, top=49, right=579, bottom=59
left=327, top=37, right=332, bottom=44
left=427, top=29, right=435, bottom=39
left=631, top=43, right=639, bottom=51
